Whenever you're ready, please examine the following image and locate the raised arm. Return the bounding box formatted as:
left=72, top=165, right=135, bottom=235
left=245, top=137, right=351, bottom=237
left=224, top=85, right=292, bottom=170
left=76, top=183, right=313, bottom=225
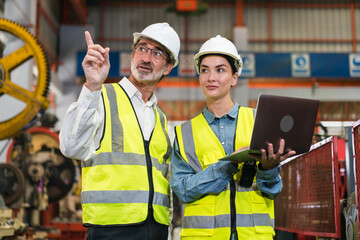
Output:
left=59, top=31, right=109, bottom=161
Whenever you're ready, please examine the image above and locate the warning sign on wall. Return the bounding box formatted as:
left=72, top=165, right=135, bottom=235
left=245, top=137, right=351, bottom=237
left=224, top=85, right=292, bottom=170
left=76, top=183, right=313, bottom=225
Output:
left=291, top=53, right=310, bottom=77
left=349, top=53, right=360, bottom=77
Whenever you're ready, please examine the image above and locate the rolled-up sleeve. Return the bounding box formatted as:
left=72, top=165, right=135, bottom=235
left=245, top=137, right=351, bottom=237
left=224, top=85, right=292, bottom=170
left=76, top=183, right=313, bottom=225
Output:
left=256, top=166, right=282, bottom=200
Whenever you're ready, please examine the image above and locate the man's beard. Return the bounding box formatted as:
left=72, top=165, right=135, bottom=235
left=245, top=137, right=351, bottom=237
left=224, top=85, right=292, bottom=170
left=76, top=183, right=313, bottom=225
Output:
left=131, top=60, right=166, bottom=83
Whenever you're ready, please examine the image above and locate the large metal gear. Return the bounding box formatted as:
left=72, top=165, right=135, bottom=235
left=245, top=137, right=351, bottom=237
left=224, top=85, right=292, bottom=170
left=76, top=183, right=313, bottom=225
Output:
left=31, top=147, right=76, bottom=203
left=5, top=127, right=77, bottom=205
left=0, top=163, right=25, bottom=206
left=0, top=18, right=50, bottom=140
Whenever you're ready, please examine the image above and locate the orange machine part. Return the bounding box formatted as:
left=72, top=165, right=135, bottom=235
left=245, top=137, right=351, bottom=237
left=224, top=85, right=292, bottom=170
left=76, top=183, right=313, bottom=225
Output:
left=176, top=0, right=197, bottom=11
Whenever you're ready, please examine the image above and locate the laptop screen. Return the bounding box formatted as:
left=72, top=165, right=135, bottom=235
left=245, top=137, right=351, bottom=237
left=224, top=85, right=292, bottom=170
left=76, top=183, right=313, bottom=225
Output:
left=249, top=94, right=319, bottom=154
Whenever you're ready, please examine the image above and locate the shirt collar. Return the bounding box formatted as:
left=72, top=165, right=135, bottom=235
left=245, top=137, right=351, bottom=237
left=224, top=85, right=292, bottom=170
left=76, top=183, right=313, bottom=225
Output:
left=203, top=102, right=239, bottom=124
left=119, top=77, right=157, bottom=106
left=228, top=103, right=239, bottom=118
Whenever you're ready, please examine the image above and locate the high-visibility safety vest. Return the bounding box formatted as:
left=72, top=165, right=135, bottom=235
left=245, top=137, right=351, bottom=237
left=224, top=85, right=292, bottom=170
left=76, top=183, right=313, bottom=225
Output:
left=175, top=107, right=275, bottom=240
left=81, top=83, right=172, bottom=226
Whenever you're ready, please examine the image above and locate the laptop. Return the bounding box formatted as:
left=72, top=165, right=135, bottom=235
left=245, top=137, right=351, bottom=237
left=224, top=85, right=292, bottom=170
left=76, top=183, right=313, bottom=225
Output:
left=219, top=94, right=320, bottom=163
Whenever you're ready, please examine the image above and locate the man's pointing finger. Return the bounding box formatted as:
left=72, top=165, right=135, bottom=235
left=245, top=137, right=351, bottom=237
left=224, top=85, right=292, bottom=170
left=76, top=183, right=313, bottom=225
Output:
left=85, top=31, right=94, bottom=47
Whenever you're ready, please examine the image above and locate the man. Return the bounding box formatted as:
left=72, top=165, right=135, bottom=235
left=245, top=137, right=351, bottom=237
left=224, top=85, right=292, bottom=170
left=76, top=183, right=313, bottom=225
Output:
left=59, top=22, right=180, bottom=240
left=170, top=35, right=296, bottom=240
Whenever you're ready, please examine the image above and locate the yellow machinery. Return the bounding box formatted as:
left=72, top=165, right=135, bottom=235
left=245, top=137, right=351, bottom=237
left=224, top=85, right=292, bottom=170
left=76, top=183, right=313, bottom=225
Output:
left=0, top=18, right=80, bottom=239
left=0, top=18, right=50, bottom=140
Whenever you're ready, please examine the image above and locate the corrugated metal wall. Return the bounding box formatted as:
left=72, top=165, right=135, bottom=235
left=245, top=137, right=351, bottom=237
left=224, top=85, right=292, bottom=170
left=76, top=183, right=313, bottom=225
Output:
left=2, top=0, right=359, bottom=125
left=87, top=1, right=359, bottom=53
left=38, top=0, right=60, bottom=55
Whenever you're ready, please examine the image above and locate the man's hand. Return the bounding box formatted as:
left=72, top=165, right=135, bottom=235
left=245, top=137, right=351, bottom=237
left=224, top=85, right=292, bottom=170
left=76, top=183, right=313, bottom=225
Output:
left=250, top=139, right=296, bottom=170
left=82, top=31, right=110, bottom=91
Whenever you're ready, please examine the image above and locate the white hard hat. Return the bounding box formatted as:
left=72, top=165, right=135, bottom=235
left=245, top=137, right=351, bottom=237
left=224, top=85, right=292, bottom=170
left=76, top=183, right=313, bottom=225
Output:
left=133, top=22, right=180, bottom=67
left=194, top=35, right=242, bottom=75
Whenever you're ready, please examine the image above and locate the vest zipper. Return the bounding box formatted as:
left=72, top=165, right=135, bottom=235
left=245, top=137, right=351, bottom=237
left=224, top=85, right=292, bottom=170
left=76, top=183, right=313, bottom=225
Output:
left=144, top=140, right=154, bottom=215
left=230, top=179, right=237, bottom=239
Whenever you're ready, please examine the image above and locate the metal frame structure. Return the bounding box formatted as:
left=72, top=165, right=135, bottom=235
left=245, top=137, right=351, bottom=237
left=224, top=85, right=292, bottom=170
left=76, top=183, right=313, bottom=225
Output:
left=275, top=136, right=342, bottom=238
left=94, top=1, right=359, bottom=52
left=353, top=119, right=360, bottom=240
left=6, top=0, right=360, bottom=121
left=245, top=1, right=359, bottom=52
left=87, top=0, right=360, bottom=121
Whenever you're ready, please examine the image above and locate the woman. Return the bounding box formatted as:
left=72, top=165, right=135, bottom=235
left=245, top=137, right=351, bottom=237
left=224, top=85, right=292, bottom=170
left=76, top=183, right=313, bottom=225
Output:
left=170, top=35, right=295, bottom=240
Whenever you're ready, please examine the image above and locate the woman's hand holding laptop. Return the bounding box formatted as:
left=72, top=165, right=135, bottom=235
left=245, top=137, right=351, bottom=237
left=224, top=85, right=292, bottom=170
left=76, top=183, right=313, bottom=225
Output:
left=249, top=138, right=296, bottom=170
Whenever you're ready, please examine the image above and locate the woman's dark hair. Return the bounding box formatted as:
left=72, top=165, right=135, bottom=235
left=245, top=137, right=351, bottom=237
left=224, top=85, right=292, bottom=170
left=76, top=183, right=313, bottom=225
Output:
left=198, top=54, right=237, bottom=74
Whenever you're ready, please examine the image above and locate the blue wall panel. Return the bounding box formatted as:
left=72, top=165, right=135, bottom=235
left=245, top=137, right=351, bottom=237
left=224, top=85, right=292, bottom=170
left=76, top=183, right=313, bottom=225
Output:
left=77, top=51, right=359, bottom=79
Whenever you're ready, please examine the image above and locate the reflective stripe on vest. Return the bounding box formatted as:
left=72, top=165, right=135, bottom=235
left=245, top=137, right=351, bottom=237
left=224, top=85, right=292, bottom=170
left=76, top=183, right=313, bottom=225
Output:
left=81, top=190, right=170, bottom=207
left=82, top=151, right=169, bottom=177
left=175, top=107, right=275, bottom=239
left=182, top=213, right=273, bottom=229
left=81, top=82, right=171, bottom=226
left=179, top=121, right=203, bottom=173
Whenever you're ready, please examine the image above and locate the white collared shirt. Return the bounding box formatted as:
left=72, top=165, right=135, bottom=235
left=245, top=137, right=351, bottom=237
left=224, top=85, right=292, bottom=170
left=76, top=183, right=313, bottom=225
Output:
left=120, top=78, right=157, bottom=141
left=59, top=77, right=157, bottom=161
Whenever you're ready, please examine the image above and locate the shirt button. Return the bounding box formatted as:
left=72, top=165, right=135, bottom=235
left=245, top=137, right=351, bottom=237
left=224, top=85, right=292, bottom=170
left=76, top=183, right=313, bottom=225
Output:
left=221, top=142, right=225, bottom=145
left=221, top=126, right=224, bottom=129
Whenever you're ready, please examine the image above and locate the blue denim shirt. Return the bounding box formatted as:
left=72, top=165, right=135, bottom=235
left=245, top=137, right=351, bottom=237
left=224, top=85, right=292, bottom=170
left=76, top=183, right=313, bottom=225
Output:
left=170, top=103, right=282, bottom=203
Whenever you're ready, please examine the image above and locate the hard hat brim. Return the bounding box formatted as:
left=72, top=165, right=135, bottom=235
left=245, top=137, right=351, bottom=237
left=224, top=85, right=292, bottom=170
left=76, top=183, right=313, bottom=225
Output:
left=194, top=51, right=243, bottom=75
